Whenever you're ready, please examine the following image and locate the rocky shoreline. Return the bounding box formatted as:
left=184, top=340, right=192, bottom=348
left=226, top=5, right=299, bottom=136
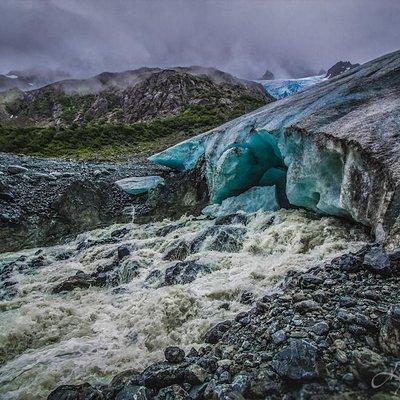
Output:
left=47, top=243, right=400, bottom=400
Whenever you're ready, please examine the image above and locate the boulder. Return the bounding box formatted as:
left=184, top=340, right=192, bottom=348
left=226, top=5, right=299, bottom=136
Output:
left=271, top=340, right=323, bottom=381
left=164, top=261, right=211, bottom=286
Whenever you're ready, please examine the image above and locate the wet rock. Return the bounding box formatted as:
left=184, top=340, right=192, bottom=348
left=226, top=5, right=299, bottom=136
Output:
left=190, top=226, right=245, bottom=253
left=164, top=261, right=211, bottom=286
left=117, top=259, right=142, bottom=284
left=117, top=245, right=131, bottom=260
left=110, top=369, right=143, bottom=387
left=7, top=165, right=28, bottom=174
left=204, top=321, right=232, bottom=344
left=337, top=310, right=377, bottom=332
left=363, top=246, right=391, bottom=275
left=155, top=384, right=190, bottom=399
left=299, top=273, right=323, bottom=288
left=142, top=363, right=183, bottom=389
left=379, top=305, right=400, bottom=357
left=115, top=385, right=151, bottom=400
left=271, top=340, right=323, bottom=381
left=214, top=213, right=248, bottom=226
left=335, top=254, right=361, bottom=272
left=163, top=240, right=191, bottom=261
left=206, top=227, right=245, bottom=253
left=239, top=291, right=254, bottom=305
left=52, top=271, right=98, bottom=293
left=47, top=383, right=103, bottom=400
left=165, top=346, right=185, bottom=364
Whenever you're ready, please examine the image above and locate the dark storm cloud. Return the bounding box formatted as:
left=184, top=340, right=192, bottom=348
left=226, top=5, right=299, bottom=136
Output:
left=0, top=0, right=399, bottom=79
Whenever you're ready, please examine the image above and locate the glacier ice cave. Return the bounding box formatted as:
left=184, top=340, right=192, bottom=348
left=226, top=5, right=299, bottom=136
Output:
left=150, top=50, right=400, bottom=245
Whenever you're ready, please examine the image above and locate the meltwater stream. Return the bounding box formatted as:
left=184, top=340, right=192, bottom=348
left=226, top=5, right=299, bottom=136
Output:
left=0, top=209, right=368, bottom=399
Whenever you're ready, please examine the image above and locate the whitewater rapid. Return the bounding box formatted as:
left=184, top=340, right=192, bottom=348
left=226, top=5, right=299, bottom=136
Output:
left=0, top=209, right=368, bottom=399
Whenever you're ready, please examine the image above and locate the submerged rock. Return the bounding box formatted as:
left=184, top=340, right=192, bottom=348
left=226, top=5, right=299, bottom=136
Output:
left=163, top=261, right=211, bottom=286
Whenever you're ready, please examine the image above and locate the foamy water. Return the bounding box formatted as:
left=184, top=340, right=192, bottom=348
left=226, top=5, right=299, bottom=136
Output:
left=0, top=209, right=368, bottom=399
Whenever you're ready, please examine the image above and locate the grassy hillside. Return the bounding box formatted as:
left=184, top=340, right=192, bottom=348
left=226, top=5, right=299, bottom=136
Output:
left=0, top=98, right=264, bottom=160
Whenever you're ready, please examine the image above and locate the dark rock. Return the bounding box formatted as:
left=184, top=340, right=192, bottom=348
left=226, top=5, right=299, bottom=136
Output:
left=325, top=61, right=360, bottom=78
left=165, top=346, right=185, bottom=364
left=214, top=214, right=248, bottom=226
left=164, top=261, right=211, bottom=286
left=163, top=241, right=191, bottom=261
left=142, top=363, right=182, bottom=389
left=299, top=273, right=323, bottom=288
left=239, top=291, right=254, bottom=305
left=271, top=339, right=323, bottom=381
left=206, top=227, right=245, bottom=253
left=353, top=348, right=386, bottom=382
left=155, top=384, right=190, bottom=399
left=52, top=272, right=98, bottom=293
left=272, top=329, right=286, bottom=345
left=117, top=245, right=130, bottom=260
left=310, top=322, right=330, bottom=336
left=363, top=246, right=391, bottom=275
left=259, top=69, right=275, bottom=80
left=335, top=254, right=360, bottom=272
left=204, top=321, right=232, bottom=344
left=115, top=385, right=151, bottom=400
left=294, top=300, right=321, bottom=313
left=47, top=383, right=103, bottom=400
left=7, top=165, right=28, bottom=174
left=110, top=369, right=143, bottom=387
left=379, top=305, right=400, bottom=356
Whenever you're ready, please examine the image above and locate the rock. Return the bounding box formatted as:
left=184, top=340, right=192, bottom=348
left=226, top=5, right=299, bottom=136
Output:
left=204, top=321, right=232, bottom=344
left=271, top=330, right=286, bottom=345
left=164, top=261, right=211, bottom=286
left=294, top=300, right=321, bottom=313
left=190, top=226, right=245, bottom=253
left=353, top=348, right=386, bottom=382
left=7, top=164, right=28, bottom=174
left=182, top=364, right=208, bottom=385
left=47, top=383, right=103, bottom=400
left=141, top=363, right=182, bottom=389
left=335, top=254, right=360, bottom=272
left=162, top=240, right=191, bottom=261
left=115, top=385, right=151, bottom=400
left=205, top=227, right=245, bottom=253
left=379, top=305, right=400, bottom=356
left=299, top=273, right=323, bottom=288
left=271, top=340, right=323, bottom=381
left=310, top=322, right=330, bottom=336
left=117, top=245, right=130, bottom=260
left=259, top=69, right=275, bottom=80
left=214, top=213, right=248, bottom=226
left=155, top=384, right=190, bottom=399
left=239, top=291, right=254, bottom=305
left=165, top=346, right=185, bottom=364
left=325, top=61, right=360, bottom=78
left=363, top=246, right=391, bottom=275
left=110, top=369, right=143, bottom=387
left=52, top=272, right=98, bottom=293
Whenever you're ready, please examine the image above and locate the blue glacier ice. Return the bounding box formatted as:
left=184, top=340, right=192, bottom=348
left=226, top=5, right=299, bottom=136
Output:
left=202, top=186, right=279, bottom=217
left=150, top=50, right=400, bottom=244
left=258, top=75, right=326, bottom=99
left=115, top=176, right=165, bottom=195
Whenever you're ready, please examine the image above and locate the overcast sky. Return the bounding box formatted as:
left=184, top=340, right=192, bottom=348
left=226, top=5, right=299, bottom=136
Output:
left=0, top=0, right=399, bottom=79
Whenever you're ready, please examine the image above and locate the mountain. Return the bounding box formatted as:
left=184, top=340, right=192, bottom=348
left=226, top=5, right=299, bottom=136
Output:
left=325, top=60, right=360, bottom=78
left=0, top=66, right=271, bottom=159
left=258, top=69, right=275, bottom=80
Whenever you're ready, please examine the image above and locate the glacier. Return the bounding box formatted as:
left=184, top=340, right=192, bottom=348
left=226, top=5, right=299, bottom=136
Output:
left=150, top=50, right=400, bottom=245
left=258, top=75, right=326, bottom=99
left=115, top=175, right=165, bottom=195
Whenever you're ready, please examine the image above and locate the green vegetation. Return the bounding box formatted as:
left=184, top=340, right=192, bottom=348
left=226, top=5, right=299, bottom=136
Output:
left=0, top=98, right=264, bottom=160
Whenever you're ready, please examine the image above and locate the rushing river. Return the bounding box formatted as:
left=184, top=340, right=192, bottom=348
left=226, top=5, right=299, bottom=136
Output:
left=0, top=209, right=369, bottom=399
